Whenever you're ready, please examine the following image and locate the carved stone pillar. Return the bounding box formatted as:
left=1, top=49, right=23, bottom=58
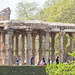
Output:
left=59, top=32, right=65, bottom=63
left=26, top=29, right=32, bottom=65
left=45, top=31, right=50, bottom=63
left=39, top=32, right=43, bottom=63
left=21, top=33, right=25, bottom=65
left=0, top=32, right=1, bottom=56
left=32, top=33, right=36, bottom=65
left=15, top=34, right=19, bottom=57
left=7, top=29, right=13, bottom=65
left=11, top=35, right=14, bottom=65
left=51, top=33, right=56, bottom=63
left=69, top=33, right=74, bottom=61
left=1, top=31, right=6, bottom=65
left=26, top=35, right=27, bottom=64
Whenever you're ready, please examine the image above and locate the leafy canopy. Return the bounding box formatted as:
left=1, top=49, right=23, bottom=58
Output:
left=15, top=1, right=39, bottom=20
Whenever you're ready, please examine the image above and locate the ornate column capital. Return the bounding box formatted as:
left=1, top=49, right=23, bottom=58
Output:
left=26, top=28, right=33, bottom=32
left=32, top=33, right=37, bottom=38
left=44, top=27, right=50, bottom=33
left=69, top=33, right=74, bottom=39
left=51, top=33, right=56, bottom=37
left=15, top=33, right=20, bottom=37
left=60, top=50, right=64, bottom=53
left=59, top=31, right=65, bottom=37
left=7, top=29, right=13, bottom=34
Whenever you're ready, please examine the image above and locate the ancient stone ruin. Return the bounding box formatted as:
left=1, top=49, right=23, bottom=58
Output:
left=0, top=7, right=75, bottom=65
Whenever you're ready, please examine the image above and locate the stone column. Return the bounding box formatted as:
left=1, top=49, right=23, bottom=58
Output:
left=51, top=33, right=56, bottom=63
left=15, top=34, right=19, bottom=57
left=39, top=32, right=43, bottom=63
left=69, top=33, right=74, bottom=61
left=21, top=33, right=25, bottom=65
left=7, top=29, right=13, bottom=65
left=59, top=32, right=65, bottom=63
left=26, top=29, right=32, bottom=65
left=0, top=32, right=1, bottom=56
left=45, top=31, right=50, bottom=64
left=32, top=33, right=36, bottom=65
left=11, top=35, right=14, bottom=65
left=1, top=31, right=6, bottom=65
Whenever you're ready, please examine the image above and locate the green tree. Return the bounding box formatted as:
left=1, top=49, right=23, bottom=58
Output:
left=15, top=1, right=39, bottom=20
left=38, top=0, right=75, bottom=23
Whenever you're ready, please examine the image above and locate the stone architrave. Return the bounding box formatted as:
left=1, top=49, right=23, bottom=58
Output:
left=59, top=31, right=65, bottom=63
left=21, top=33, right=25, bottom=65
left=32, top=33, right=36, bottom=65
left=69, top=33, right=74, bottom=61
left=51, top=33, right=56, bottom=63
left=7, top=29, right=13, bottom=65
left=39, top=31, right=43, bottom=63
left=26, top=29, right=32, bottom=65
left=45, top=31, right=50, bottom=64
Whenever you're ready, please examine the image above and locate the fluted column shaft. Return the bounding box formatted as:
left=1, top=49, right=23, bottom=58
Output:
left=51, top=33, right=55, bottom=63
left=15, top=34, right=19, bottom=57
left=59, top=32, right=64, bottom=63
left=21, top=34, right=25, bottom=65
left=32, top=34, right=36, bottom=65
left=45, top=32, right=49, bottom=64
left=1, top=31, right=6, bottom=65
left=26, top=29, right=32, bottom=65
left=69, top=33, right=74, bottom=61
left=11, top=35, right=14, bottom=65
left=0, top=33, right=1, bottom=56
left=7, top=29, right=13, bottom=65
left=39, top=32, right=43, bottom=63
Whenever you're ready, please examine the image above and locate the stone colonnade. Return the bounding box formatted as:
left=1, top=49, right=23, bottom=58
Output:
left=0, top=28, right=74, bottom=65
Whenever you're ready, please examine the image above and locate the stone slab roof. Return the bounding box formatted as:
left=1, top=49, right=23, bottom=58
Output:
left=0, top=20, right=75, bottom=30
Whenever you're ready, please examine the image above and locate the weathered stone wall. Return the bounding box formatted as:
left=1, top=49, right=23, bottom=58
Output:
left=0, top=7, right=11, bottom=65
left=0, top=7, right=11, bottom=21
